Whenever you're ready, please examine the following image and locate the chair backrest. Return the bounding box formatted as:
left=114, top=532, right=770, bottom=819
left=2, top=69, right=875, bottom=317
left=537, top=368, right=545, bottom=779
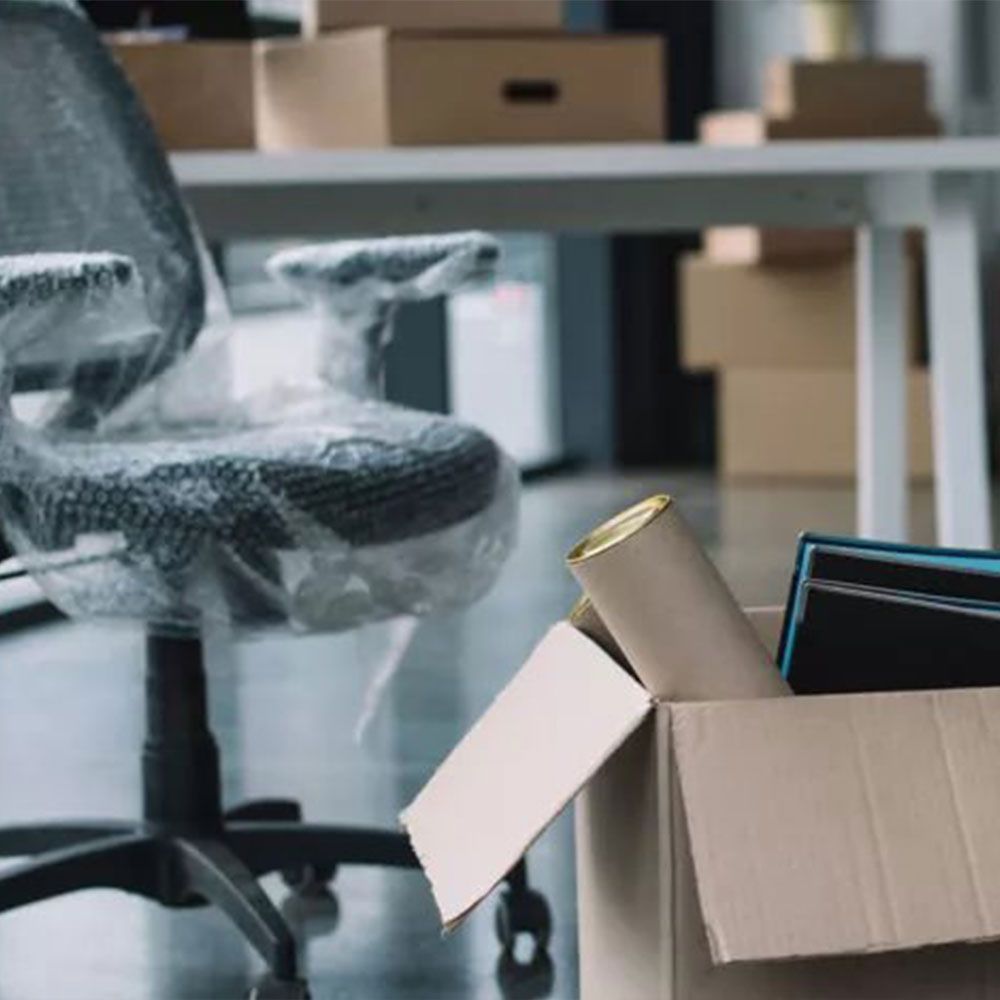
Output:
left=0, top=0, right=207, bottom=394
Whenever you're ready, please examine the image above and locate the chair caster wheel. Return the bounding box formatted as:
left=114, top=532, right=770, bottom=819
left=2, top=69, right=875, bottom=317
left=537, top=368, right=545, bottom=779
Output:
left=247, top=974, right=311, bottom=1000
left=494, top=887, right=552, bottom=953
left=495, top=947, right=555, bottom=1000
left=281, top=863, right=336, bottom=897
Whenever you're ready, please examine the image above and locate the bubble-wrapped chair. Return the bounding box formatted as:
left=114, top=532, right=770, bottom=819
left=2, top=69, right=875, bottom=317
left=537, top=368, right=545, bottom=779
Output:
left=0, top=2, right=548, bottom=997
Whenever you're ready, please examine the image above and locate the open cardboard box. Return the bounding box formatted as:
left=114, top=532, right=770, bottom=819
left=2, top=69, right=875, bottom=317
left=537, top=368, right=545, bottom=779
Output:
left=403, top=607, right=1000, bottom=998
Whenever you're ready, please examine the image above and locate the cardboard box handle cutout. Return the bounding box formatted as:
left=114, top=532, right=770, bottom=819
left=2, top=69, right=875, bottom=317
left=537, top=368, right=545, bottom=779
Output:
left=502, top=79, right=561, bottom=105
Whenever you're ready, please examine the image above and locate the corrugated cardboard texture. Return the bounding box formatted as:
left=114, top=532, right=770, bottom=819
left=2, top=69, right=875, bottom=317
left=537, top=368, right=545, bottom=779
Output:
left=257, top=30, right=664, bottom=149
left=764, top=58, right=929, bottom=124
left=669, top=726, right=1000, bottom=1000
left=672, top=688, right=1000, bottom=965
left=574, top=700, right=1000, bottom=1000
left=401, top=623, right=650, bottom=930
left=680, top=253, right=922, bottom=371
left=111, top=41, right=255, bottom=150
left=719, top=368, right=933, bottom=481
left=303, top=0, right=562, bottom=36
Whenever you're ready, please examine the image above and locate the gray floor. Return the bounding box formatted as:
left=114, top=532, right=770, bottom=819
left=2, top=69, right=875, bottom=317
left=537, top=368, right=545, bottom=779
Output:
left=0, top=473, right=946, bottom=1000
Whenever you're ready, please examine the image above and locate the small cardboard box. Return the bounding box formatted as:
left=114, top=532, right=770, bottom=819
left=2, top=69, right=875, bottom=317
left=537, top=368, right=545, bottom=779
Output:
left=110, top=41, right=256, bottom=150
left=679, top=254, right=922, bottom=371
left=698, top=108, right=940, bottom=145
left=765, top=58, right=930, bottom=126
left=719, top=367, right=933, bottom=481
left=403, top=610, right=1000, bottom=999
left=255, top=29, right=666, bottom=148
left=698, top=109, right=939, bottom=265
left=303, top=0, right=562, bottom=36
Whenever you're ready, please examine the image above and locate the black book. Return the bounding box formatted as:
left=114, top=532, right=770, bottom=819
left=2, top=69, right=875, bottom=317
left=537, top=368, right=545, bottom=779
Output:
left=787, top=581, right=1000, bottom=695
left=807, top=547, right=1000, bottom=605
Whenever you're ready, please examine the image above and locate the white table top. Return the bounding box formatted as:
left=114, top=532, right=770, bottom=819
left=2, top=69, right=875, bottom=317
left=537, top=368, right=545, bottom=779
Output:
left=173, top=137, right=1000, bottom=238
left=172, top=137, right=1000, bottom=188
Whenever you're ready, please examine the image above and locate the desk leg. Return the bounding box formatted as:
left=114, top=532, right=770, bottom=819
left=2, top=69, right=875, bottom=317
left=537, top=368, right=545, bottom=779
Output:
left=856, top=227, right=908, bottom=541
left=926, top=175, right=992, bottom=548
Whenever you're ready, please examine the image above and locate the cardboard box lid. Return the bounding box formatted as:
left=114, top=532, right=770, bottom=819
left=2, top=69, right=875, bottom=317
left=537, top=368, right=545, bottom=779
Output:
left=672, top=687, right=1000, bottom=966
left=401, top=622, right=651, bottom=930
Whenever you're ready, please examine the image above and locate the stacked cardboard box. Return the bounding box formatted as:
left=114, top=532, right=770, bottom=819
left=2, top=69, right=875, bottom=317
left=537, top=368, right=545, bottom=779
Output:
left=681, top=58, right=938, bottom=481
left=111, top=2, right=666, bottom=150
left=110, top=40, right=257, bottom=150
left=256, top=1, right=665, bottom=149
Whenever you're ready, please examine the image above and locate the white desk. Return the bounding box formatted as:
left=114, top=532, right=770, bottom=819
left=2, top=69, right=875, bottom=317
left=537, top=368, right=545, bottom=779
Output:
left=173, top=138, right=1000, bottom=549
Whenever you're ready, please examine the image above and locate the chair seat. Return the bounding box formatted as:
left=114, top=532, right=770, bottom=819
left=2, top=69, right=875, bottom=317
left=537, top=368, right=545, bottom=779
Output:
left=1, top=405, right=501, bottom=576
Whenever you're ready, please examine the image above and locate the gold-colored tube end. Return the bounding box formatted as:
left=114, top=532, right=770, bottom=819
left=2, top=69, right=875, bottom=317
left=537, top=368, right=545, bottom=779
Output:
left=566, top=494, right=672, bottom=566
left=568, top=594, right=592, bottom=624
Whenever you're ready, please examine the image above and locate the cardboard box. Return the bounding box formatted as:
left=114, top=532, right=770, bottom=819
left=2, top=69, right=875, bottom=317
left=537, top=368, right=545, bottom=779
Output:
left=697, top=108, right=940, bottom=145
left=764, top=58, right=930, bottom=126
left=698, top=109, right=938, bottom=264
left=110, top=41, right=255, bottom=151
left=702, top=227, right=851, bottom=266
left=719, top=367, right=933, bottom=481
left=303, top=0, right=562, bottom=35
left=255, top=29, right=666, bottom=148
left=403, top=609, right=1000, bottom=999
left=680, top=254, right=922, bottom=371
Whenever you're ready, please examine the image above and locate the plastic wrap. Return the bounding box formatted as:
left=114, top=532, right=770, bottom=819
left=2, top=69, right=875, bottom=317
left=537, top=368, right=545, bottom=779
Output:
left=0, top=237, right=518, bottom=634
left=0, top=0, right=518, bottom=636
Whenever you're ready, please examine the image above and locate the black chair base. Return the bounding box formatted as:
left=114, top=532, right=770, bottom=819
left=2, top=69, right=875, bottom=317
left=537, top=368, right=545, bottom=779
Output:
left=0, top=631, right=550, bottom=998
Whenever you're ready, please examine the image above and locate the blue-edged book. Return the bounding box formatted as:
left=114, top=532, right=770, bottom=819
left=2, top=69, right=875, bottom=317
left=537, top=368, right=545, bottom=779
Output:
left=778, top=534, right=1000, bottom=693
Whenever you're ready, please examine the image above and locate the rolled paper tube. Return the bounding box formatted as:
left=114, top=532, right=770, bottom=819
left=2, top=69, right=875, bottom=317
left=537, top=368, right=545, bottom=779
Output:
left=568, top=594, right=628, bottom=668
left=567, top=495, right=790, bottom=700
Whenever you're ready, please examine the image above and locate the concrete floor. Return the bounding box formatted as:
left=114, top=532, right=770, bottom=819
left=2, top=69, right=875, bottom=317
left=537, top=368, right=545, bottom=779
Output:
left=0, top=472, right=946, bottom=1000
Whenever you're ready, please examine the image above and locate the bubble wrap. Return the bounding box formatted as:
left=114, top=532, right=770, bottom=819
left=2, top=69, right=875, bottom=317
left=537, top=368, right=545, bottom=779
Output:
left=0, top=1, right=518, bottom=635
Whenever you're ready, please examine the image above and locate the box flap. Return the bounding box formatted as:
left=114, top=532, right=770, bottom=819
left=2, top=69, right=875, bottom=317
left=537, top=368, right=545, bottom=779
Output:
left=401, top=622, right=651, bottom=931
left=672, top=688, right=1000, bottom=964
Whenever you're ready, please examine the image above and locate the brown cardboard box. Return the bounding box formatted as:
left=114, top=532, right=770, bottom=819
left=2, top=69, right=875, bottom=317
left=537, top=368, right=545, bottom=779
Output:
left=697, top=108, right=940, bottom=145
left=303, top=0, right=562, bottom=36
left=698, top=109, right=938, bottom=264
left=764, top=58, right=930, bottom=126
left=702, top=227, right=851, bottom=266
left=718, top=368, right=933, bottom=481
left=110, top=41, right=255, bottom=150
left=679, top=254, right=922, bottom=370
left=403, top=610, right=1000, bottom=999
left=255, top=29, right=666, bottom=148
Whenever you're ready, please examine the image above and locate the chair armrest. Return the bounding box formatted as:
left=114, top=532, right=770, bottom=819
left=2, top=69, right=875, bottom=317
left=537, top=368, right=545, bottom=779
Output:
left=265, top=233, right=500, bottom=399
left=266, top=231, right=500, bottom=311
left=0, top=252, right=156, bottom=385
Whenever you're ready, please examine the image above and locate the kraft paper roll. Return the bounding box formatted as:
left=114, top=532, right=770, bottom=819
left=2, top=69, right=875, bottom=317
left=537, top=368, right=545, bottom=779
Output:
left=568, top=594, right=628, bottom=668
left=567, top=495, right=790, bottom=700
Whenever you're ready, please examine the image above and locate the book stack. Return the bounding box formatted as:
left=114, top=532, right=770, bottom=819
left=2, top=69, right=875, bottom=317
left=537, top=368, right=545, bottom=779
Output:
left=681, top=58, right=939, bottom=481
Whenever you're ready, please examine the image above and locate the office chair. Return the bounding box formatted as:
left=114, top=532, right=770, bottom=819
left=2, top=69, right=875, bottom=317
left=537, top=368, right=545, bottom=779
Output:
left=0, top=3, right=549, bottom=997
